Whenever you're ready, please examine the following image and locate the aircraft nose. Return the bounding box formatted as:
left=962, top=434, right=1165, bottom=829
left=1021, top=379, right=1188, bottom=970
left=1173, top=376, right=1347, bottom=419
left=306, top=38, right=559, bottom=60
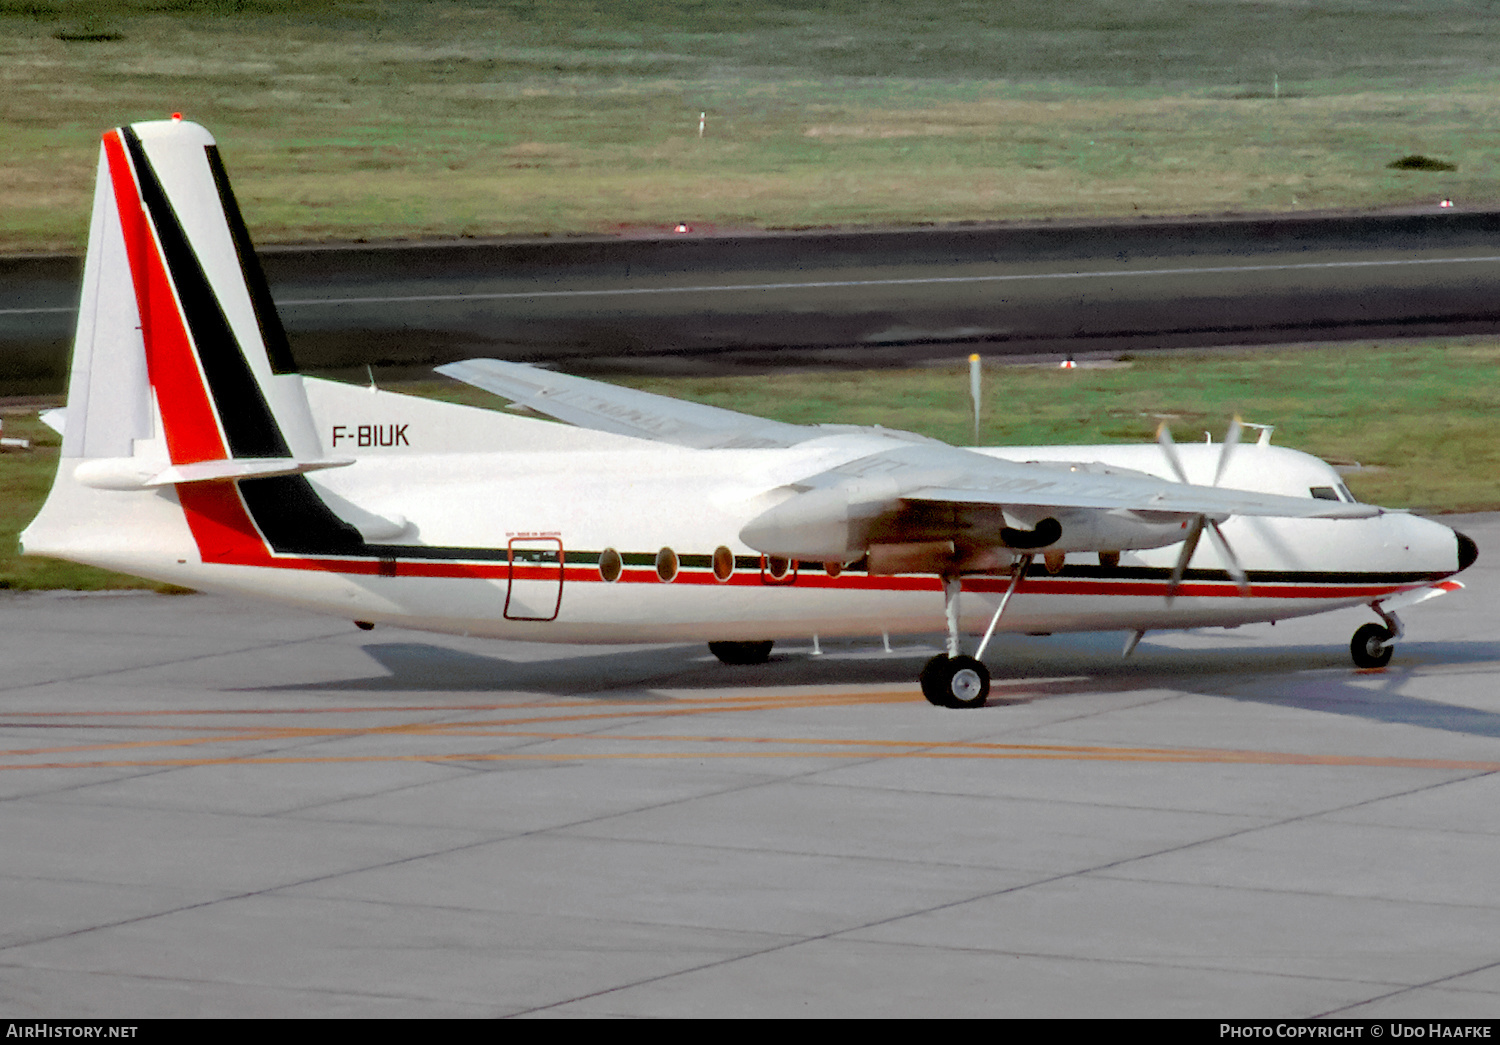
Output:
left=1456, top=530, right=1479, bottom=572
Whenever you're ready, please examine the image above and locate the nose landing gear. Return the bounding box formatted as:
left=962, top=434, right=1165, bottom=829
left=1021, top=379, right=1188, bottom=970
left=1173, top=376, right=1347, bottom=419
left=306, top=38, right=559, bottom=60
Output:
left=1351, top=601, right=1404, bottom=669
left=1350, top=622, right=1395, bottom=669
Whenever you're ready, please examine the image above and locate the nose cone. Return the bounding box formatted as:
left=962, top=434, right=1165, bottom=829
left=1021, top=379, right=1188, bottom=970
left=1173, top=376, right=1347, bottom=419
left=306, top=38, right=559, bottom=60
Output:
left=1457, top=530, right=1480, bottom=572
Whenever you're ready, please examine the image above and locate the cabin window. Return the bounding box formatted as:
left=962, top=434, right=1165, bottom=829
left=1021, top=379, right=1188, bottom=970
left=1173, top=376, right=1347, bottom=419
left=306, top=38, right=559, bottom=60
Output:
left=1309, top=486, right=1340, bottom=501
left=598, top=547, right=622, bottom=583
left=655, top=547, right=679, bottom=583
left=712, top=545, right=734, bottom=582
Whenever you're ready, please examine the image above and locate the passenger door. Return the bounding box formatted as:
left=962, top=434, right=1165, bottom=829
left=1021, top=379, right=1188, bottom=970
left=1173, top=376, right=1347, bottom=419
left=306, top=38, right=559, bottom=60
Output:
left=505, top=537, right=564, bottom=621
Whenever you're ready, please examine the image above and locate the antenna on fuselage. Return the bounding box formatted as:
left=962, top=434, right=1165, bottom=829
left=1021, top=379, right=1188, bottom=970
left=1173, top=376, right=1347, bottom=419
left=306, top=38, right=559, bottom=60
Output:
left=1241, top=421, right=1274, bottom=446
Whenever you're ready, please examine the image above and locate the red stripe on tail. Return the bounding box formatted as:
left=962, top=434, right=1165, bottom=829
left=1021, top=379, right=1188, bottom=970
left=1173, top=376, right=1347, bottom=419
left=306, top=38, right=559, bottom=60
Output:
left=176, top=483, right=275, bottom=566
left=101, top=130, right=226, bottom=466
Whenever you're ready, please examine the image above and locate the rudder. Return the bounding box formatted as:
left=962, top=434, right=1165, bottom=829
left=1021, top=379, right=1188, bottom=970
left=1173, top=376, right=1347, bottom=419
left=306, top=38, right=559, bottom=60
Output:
left=69, top=117, right=319, bottom=466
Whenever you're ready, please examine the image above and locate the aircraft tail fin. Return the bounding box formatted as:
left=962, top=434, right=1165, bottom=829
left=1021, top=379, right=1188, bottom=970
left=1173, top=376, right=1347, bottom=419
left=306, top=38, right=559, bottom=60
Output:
left=25, top=120, right=370, bottom=574
left=63, top=117, right=320, bottom=466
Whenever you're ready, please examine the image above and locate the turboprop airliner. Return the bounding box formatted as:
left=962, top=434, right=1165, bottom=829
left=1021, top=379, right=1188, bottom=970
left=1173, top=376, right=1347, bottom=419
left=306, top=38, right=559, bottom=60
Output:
left=21, top=119, right=1477, bottom=707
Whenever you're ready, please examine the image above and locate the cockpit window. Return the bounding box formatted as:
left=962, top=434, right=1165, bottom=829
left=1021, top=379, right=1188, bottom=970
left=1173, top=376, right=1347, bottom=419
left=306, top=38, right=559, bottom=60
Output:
left=1338, top=483, right=1356, bottom=503
left=1310, top=486, right=1340, bottom=501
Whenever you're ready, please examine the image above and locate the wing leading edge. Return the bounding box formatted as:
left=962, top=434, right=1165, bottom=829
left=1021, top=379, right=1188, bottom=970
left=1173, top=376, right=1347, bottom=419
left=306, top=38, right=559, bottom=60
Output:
left=739, top=441, right=1378, bottom=562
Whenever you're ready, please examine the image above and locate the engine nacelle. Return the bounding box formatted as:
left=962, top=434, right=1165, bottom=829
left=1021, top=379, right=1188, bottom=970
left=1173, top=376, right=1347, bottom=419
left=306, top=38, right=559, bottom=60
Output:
left=998, top=505, right=1204, bottom=553
left=739, top=481, right=900, bottom=561
left=740, top=483, right=1208, bottom=563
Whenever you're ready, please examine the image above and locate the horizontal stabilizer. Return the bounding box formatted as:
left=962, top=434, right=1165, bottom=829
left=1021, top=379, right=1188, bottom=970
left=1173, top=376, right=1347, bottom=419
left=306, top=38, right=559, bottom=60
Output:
left=144, top=457, right=353, bottom=487
left=75, top=456, right=352, bottom=491
left=39, top=409, right=66, bottom=436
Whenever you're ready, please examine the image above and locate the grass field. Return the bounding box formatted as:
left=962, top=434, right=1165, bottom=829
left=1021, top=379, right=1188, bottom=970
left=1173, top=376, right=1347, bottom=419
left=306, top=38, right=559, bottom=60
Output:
left=5, top=337, right=1497, bottom=590
left=2, top=1, right=1498, bottom=250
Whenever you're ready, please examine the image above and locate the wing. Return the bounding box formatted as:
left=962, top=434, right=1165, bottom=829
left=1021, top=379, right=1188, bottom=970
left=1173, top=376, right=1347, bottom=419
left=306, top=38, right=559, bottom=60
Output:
left=436, top=358, right=813, bottom=449
left=740, top=442, right=1378, bottom=562
left=439, top=359, right=1378, bottom=565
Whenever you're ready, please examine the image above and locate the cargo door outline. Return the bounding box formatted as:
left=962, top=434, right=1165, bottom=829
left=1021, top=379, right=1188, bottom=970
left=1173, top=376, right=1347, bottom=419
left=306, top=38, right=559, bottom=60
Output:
left=505, top=537, right=564, bottom=621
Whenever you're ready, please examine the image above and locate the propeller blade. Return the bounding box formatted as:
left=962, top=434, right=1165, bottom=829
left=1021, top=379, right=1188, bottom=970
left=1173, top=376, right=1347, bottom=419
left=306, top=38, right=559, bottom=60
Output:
left=1156, top=422, right=1190, bottom=485
left=1205, top=520, right=1250, bottom=595
left=1166, top=515, right=1204, bottom=605
left=969, top=354, right=982, bottom=444
left=1212, top=416, right=1243, bottom=487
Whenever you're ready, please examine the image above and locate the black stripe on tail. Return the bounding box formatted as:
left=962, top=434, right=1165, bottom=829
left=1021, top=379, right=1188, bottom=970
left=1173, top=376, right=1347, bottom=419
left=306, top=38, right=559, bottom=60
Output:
left=204, top=144, right=298, bottom=376
left=122, top=126, right=290, bottom=460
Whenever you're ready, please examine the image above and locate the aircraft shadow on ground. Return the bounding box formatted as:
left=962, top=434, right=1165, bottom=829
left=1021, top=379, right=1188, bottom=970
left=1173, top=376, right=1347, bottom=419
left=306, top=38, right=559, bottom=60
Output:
left=248, top=634, right=1500, bottom=738
left=1202, top=638, right=1500, bottom=740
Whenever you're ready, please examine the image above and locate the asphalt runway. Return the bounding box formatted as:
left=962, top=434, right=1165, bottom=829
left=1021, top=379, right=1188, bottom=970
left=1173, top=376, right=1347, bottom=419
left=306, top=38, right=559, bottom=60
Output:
left=3, top=516, right=1499, bottom=1017
left=6, top=210, right=1500, bottom=392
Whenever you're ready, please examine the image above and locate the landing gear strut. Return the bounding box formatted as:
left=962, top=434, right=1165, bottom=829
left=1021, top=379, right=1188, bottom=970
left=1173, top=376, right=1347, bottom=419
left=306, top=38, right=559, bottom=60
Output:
left=920, top=559, right=1030, bottom=709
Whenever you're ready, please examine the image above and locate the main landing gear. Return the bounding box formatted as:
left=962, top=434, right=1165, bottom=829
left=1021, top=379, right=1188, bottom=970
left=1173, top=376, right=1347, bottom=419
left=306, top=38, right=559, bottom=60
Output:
left=921, top=653, right=989, bottom=708
left=921, top=558, right=1032, bottom=709
left=709, top=640, right=775, bottom=665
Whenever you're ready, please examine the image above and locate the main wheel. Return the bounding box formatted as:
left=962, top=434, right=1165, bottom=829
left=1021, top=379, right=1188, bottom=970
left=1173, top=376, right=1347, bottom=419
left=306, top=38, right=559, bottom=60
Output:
left=1350, top=623, right=1394, bottom=669
left=708, top=640, right=775, bottom=665
left=919, top=654, right=991, bottom=709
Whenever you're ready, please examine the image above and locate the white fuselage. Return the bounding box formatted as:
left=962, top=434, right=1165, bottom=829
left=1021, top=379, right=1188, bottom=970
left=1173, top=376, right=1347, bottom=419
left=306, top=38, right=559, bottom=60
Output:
left=24, top=379, right=1464, bottom=646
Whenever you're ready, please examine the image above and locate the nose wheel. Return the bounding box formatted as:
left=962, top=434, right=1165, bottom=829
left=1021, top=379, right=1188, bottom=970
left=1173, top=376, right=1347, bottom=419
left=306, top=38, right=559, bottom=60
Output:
left=1350, top=622, right=1395, bottom=669
left=921, top=654, right=991, bottom=708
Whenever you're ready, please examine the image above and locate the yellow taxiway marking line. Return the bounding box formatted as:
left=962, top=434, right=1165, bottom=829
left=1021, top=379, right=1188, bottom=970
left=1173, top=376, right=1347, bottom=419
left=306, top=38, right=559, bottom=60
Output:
left=4, top=682, right=1492, bottom=774
left=0, top=684, right=931, bottom=720
left=0, top=735, right=1497, bottom=773
left=0, top=689, right=924, bottom=758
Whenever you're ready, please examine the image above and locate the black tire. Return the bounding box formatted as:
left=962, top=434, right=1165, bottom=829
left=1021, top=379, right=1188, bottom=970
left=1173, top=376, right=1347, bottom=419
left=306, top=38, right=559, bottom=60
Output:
left=920, top=653, right=991, bottom=709
left=1350, top=623, right=1395, bottom=669
left=709, top=640, right=775, bottom=665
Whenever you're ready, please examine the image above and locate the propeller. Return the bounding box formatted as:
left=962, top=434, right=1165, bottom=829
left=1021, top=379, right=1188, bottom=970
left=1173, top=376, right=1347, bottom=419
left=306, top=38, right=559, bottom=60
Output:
left=1157, top=418, right=1250, bottom=603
